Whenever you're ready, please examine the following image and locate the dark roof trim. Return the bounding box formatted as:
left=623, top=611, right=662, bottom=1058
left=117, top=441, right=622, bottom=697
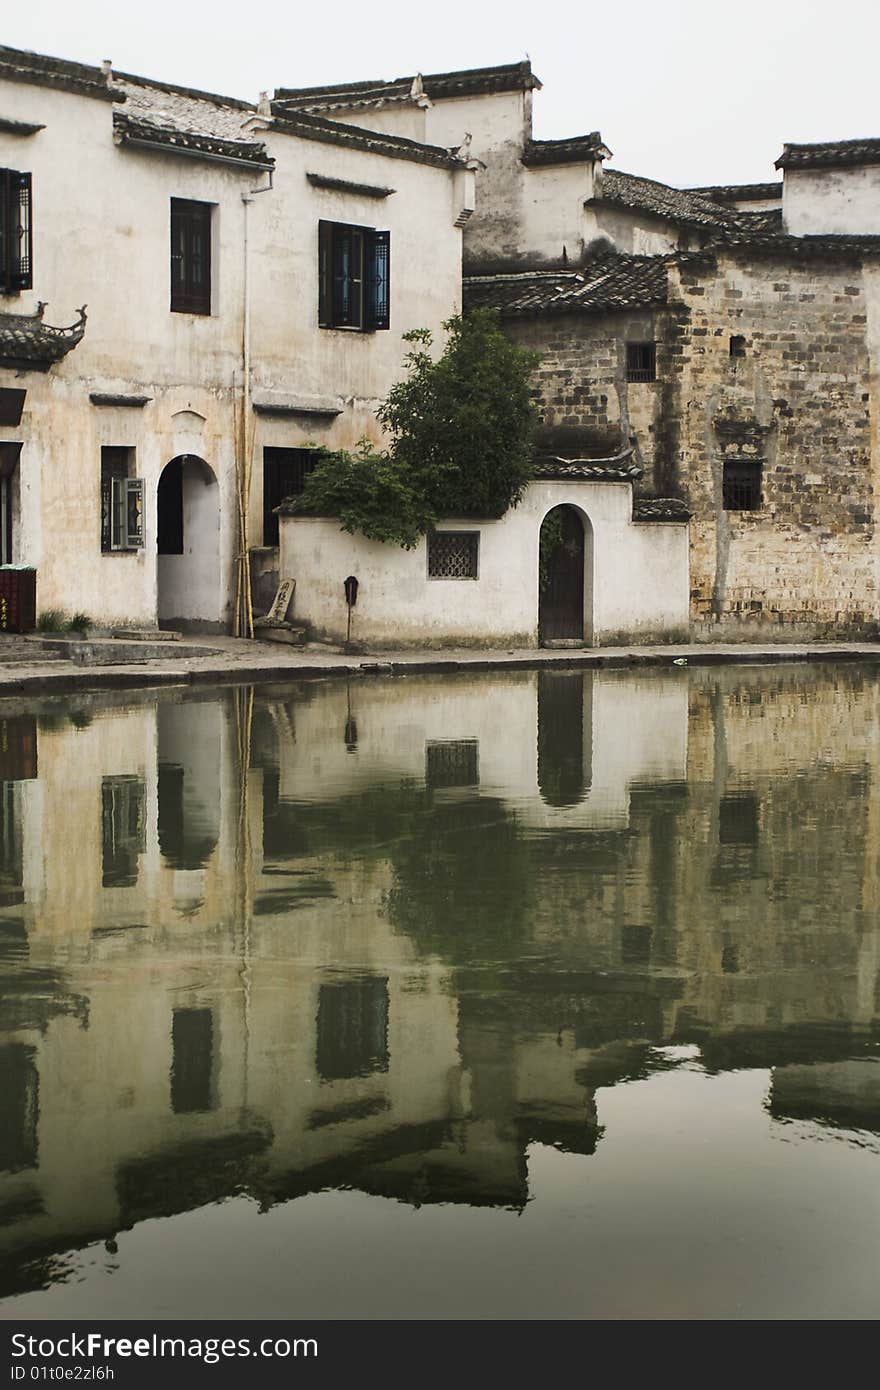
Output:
left=632, top=496, right=691, bottom=523
left=533, top=450, right=641, bottom=482
left=274, top=60, right=539, bottom=108
left=0, top=303, right=87, bottom=372
left=0, top=115, right=44, bottom=136
left=113, top=113, right=274, bottom=170
left=689, top=182, right=782, bottom=203
left=523, top=133, right=610, bottom=167
left=253, top=392, right=343, bottom=418
left=713, top=232, right=880, bottom=260
left=89, top=392, right=152, bottom=408
left=776, top=137, right=880, bottom=170
left=0, top=45, right=118, bottom=102
left=306, top=171, right=395, bottom=197
left=269, top=109, right=460, bottom=169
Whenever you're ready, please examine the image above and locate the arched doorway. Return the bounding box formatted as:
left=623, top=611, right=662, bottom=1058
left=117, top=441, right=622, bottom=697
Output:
left=538, top=505, right=592, bottom=644
left=157, top=455, right=220, bottom=629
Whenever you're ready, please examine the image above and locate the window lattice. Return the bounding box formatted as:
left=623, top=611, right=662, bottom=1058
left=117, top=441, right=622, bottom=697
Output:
left=428, top=531, right=479, bottom=579
left=722, top=460, right=762, bottom=511
left=425, top=739, right=479, bottom=789
left=626, top=341, right=656, bottom=382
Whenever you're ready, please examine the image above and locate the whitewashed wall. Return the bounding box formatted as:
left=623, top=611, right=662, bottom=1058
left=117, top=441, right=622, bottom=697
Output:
left=279, top=479, right=689, bottom=647
left=0, top=70, right=466, bottom=627
left=783, top=165, right=880, bottom=236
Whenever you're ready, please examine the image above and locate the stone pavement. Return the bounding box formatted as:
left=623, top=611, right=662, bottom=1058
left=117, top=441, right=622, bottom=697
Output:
left=1, top=632, right=880, bottom=696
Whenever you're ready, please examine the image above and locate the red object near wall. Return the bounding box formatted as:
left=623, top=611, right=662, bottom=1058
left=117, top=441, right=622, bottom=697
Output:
left=0, top=568, right=36, bottom=633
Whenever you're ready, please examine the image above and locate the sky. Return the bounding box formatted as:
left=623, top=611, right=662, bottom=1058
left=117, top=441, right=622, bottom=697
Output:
left=4, top=0, right=879, bottom=187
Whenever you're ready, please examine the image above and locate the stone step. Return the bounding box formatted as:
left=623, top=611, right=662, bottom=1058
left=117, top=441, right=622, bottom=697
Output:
left=112, top=628, right=183, bottom=642
left=31, top=636, right=221, bottom=665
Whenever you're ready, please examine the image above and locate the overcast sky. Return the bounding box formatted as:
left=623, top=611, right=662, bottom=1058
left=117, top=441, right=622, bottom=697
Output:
left=6, top=0, right=879, bottom=186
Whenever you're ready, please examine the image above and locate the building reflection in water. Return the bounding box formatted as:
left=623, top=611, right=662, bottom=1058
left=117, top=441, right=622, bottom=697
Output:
left=0, top=666, right=878, bottom=1302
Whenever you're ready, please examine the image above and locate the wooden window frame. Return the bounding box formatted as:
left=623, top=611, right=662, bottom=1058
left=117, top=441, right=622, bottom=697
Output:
left=318, top=220, right=390, bottom=331
left=170, top=198, right=212, bottom=316
left=101, top=447, right=144, bottom=552
left=0, top=168, right=32, bottom=295
left=427, top=530, right=480, bottom=580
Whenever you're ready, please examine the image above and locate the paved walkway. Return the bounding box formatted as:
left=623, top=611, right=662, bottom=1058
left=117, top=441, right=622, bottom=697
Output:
left=2, top=633, right=880, bottom=695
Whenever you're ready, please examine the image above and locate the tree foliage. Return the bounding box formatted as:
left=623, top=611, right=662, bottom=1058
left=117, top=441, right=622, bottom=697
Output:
left=294, top=311, right=539, bottom=547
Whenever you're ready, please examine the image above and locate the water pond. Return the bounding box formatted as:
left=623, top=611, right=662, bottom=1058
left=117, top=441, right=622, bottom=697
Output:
left=0, top=664, right=878, bottom=1320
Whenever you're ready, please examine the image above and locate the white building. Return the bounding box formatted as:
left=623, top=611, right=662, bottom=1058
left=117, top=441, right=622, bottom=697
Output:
left=0, top=43, right=473, bottom=631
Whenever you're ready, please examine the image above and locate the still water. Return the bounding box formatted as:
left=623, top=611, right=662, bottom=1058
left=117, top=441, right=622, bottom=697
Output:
left=0, top=664, right=879, bottom=1320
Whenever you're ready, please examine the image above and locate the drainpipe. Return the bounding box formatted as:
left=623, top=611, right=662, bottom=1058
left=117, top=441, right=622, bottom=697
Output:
left=235, top=164, right=274, bottom=638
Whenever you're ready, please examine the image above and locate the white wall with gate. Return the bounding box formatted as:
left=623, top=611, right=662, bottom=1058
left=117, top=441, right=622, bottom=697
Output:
left=279, top=479, right=689, bottom=648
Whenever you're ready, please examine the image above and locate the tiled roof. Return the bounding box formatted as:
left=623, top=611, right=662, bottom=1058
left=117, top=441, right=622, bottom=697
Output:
left=112, top=72, right=256, bottom=140
left=591, top=169, right=740, bottom=231
left=273, top=61, right=539, bottom=112
left=0, top=303, right=87, bottom=371
left=0, top=43, right=116, bottom=102
left=632, top=496, right=691, bottom=523
left=522, top=133, right=611, bottom=167
left=268, top=110, right=461, bottom=169
left=689, top=182, right=782, bottom=203
left=463, top=254, right=669, bottom=316
left=533, top=452, right=641, bottom=482
left=111, top=71, right=457, bottom=170
left=710, top=231, right=880, bottom=259
left=113, top=112, right=273, bottom=167
left=776, top=138, right=880, bottom=170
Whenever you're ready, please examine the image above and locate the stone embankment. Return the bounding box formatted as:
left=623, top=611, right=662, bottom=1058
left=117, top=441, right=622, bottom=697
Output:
left=1, top=632, right=880, bottom=698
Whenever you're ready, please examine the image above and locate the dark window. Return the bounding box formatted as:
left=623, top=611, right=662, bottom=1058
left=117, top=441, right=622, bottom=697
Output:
left=0, top=169, right=32, bottom=294
left=0, top=442, right=20, bottom=566
left=263, top=447, right=318, bottom=546
left=730, top=334, right=746, bottom=359
left=101, top=775, right=146, bottom=887
left=171, top=1008, right=215, bottom=1113
left=157, top=457, right=183, bottom=554
left=0, top=781, right=23, bottom=909
left=722, top=460, right=762, bottom=511
left=157, top=762, right=218, bottom=871
left=425, top=739, right=479, bottom=789
left=626, top=341, right=656, bottom=382
left=171, top=199, right=212, bottom=315
left=719, top=794, right=759, bottom=845
left=427, top=531, right=479, bottom=579
left=318, top=220, right=390, bottom=331
left=622, top=925, right=653, bottom=965
left=101, top=447, right=144, bottom=552
left=0, top=1044, right=38, bottom=1172
left=0, top=389, right=25, bottom=427
left=316, top=977, right=389, bottom=1081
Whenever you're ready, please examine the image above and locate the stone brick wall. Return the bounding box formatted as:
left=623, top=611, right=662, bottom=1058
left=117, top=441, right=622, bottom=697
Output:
left=504, top=312, right=669, bottom=484
left=672, top=251, right=877, bottom=640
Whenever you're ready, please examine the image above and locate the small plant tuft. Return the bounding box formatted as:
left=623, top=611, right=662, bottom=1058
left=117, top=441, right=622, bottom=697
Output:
left=36, top=609, right=67, bottom=633
left=66, top=612, right=92, bottom=634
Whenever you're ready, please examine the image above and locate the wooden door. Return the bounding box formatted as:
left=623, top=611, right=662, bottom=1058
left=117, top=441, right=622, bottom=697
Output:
left=539, top=507, right=585, bottom=642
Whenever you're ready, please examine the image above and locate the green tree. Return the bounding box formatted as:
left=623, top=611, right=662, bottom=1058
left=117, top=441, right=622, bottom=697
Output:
left=294, top=311, right=539, bottom=547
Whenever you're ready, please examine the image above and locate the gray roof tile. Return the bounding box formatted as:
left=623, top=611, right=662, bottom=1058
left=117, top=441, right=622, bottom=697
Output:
left=776, top=138, right=880, bottom=170
left=463, top=254, right=669, bottom=316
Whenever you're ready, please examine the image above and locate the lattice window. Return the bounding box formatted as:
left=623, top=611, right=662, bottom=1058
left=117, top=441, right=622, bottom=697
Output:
left=722, top=460, right=762, bottom=511
left=427, top=530, right=479, bottom=579
left=425, top=739, right=479, bottom=789
left=0, top=169, right=32, bottom=295
left=626, top=341, right=656, bottom=382
left=316, top=977, right=389, bottom=1081
left=318, top=221, right=390, bottom=331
